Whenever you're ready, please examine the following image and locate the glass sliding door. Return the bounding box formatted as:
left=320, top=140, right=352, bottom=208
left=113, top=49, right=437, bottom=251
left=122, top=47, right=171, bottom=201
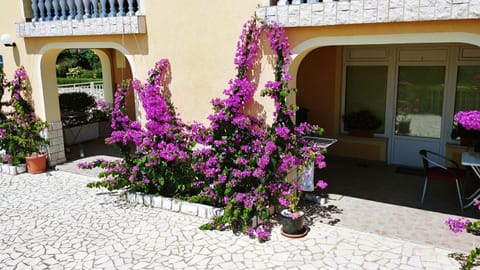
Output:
left=390, top=66, right=446, bottom=167
left=395, top=66, right=446, bottom=138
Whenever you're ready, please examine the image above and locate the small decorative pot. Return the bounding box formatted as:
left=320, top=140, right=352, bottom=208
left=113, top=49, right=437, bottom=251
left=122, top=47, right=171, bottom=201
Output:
left=25, top=154, right=48, bottom=174
left=280, top=209, right=307, bottom=237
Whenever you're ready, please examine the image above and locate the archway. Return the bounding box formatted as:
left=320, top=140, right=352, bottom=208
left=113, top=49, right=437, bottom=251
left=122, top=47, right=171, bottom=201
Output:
left=39, top=45, right=136, bottom=164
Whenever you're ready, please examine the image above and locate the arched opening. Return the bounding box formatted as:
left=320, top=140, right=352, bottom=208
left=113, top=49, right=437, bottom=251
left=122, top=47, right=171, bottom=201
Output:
left=39, top=46, right=135, bottom=164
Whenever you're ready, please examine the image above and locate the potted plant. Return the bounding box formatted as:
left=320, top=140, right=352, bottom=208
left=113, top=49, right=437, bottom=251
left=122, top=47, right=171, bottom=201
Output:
left=451, top=110, right=480, bottom=149
left=278, top=168, right=329, bottom=237
left=343, top=110, right=381, bottom=137
left=1, top=67, right=49, bottom=174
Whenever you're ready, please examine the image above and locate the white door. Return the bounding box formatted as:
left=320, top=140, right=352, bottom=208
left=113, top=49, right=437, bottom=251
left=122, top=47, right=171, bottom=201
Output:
left=390, top=66, right=447, bottom=167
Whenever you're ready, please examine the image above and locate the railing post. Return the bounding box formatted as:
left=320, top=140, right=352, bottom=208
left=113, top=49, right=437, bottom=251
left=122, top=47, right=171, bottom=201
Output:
left=58, top=0, right=67, bottom=20
left=108, top=0, right=116, bottom=17
left=83, top=0, right=91, bottom=18
left=67, top=0, right=75, bottom=19
left=100, top=0, right=107, bottom=17
left=45, top=0, right=53, bottom=21
left=52, top=0, right=60, bottom=20
left=117, top=0, right=125, bottom=16
left=91, top=0, right=99, bottom=18
left=38, top=0, right=45, bottom=21
left=74, top=0, right=84, bottom=19
left=31, top=0, right=39, bottom=22
left=127, top=0, right=134, bottom=16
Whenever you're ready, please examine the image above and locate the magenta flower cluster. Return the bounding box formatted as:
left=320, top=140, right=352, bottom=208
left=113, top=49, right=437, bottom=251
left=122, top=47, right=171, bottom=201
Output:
left=82, top=17, right=328, bottom=242
left=0, top=67, right=49, bottom=165
left=80, top=60, right=197, bottom=196
left=454, top=110, right=480, bottom=131
left=445, top=217, right=471, bottom=234
left=192, top=18, right=327, bottom=241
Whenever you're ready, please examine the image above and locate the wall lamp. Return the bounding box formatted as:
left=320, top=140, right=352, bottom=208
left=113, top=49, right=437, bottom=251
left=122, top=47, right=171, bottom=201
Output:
left=1, top=34, right=16, bottom=47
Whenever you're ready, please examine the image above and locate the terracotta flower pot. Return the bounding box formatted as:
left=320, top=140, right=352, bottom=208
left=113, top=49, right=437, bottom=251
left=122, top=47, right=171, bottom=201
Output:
left=25, top=154, right=47, bottom=174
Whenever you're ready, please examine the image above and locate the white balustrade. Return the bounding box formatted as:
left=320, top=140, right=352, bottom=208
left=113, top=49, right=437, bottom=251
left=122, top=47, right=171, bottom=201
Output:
left=58, top=81, right=105, bottom=101
left=30, top=0, right=140, bottom=21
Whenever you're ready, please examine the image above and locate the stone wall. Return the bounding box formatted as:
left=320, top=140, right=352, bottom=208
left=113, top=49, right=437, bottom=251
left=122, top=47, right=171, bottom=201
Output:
left=256, top=0, right=480, bottom=27
left=16, top=16, right=146, bottom=37
left=45, top=121, right=66, bottom=166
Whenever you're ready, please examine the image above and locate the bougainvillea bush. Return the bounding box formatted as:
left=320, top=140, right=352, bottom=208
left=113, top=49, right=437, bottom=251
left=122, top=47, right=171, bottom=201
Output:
left=82, top=60, right=199, bottom=198
left=191, top=18, right=326, bottom=241
left=445, top=200, right=480, bottom=270
left=0, top=67, right=49, bottom=165
left=82, top=17, right=328, bottom=241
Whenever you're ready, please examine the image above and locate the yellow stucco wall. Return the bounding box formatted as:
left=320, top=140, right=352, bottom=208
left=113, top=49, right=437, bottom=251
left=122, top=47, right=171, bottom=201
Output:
left=1, top=2, right=480, bottom=144
left=1, top=1, right=265, bottom=124
left=296, top=46, right=342, bottom=138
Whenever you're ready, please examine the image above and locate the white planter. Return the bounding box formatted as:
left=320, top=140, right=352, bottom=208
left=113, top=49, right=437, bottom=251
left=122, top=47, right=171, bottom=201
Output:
left=63, top=122, right=99, bottom=146
left=151, top=196, right=163, bottom=208
left=135, top=192, right=144, bottom=204
left=126, top=192, right=136, bottom=204
left=16, top=163, right=27, bottom=174
left=6, top=165, right=17, bottom=175
left=1, top=164, right=8, bottom=174
left=143, top=194, right=152, bottom=207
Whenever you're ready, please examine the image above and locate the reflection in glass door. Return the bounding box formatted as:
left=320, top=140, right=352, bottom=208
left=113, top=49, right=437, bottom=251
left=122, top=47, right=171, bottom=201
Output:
left=391, top=66, right=446, bottom=167
left=395, top=66, right=445, bottom=138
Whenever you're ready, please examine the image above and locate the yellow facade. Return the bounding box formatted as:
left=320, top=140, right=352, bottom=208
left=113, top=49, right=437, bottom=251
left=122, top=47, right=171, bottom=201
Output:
left=1, top=1, right=479, bottom=166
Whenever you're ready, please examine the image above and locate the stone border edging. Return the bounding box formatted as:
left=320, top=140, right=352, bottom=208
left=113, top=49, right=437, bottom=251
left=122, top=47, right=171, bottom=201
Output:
left=125, top=192, right=277, bottom=227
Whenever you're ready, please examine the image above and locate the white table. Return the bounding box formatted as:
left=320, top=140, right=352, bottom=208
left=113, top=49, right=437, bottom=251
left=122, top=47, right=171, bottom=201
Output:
left=461, top=152, right=480, bottom=208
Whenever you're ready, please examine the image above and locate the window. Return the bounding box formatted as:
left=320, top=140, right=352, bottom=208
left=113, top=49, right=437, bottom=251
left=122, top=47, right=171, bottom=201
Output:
left=344, top=66, right=388, bottom=133
left=454, top=66, right=480, bottom=113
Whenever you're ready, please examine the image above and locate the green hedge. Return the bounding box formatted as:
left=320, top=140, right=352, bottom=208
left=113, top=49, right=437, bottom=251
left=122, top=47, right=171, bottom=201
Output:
left=57, top=77, right=102, bottom=85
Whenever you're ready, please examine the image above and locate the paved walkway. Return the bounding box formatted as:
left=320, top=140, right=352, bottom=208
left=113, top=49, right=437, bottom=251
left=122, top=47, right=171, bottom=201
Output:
left=0, top=170, right=469, bottom=269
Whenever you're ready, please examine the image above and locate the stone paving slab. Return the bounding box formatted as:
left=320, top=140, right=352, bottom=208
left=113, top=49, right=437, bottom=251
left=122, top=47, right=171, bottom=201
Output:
left=0, top=171, right=465, bottom=269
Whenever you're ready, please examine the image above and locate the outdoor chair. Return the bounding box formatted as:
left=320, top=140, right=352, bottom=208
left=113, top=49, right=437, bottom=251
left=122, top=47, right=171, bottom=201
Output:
left=419, top=149, right=466, bottom=212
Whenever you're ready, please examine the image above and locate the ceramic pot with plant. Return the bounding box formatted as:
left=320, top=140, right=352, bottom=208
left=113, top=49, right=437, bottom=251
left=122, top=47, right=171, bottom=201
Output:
left=343, top=110, right=381, bottom=137
left=279, top=174, right=328, bottom=238
left=451, top=110, right=480, bottom=147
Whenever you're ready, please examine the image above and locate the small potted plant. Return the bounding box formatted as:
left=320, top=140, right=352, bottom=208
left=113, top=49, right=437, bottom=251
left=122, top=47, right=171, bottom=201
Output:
left=343, top=110, right=381, bottom=137
left=278, top=168, right=329, bottom=238
left=2, top=67, right=50, bottom=173
left=451, top=110, right=480, bottom=148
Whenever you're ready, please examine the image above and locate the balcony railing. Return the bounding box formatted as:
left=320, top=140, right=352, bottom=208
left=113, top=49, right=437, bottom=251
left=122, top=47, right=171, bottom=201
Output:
left=17, top=0, right=145, bottom=37
left=30, top=0, right=140, bottom=22
left=257, top=0, right=480, bottom=27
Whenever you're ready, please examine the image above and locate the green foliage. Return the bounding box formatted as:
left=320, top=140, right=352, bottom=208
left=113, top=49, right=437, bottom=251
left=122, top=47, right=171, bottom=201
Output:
left=462, top=247, right=480, bottom=270
left=56, top=49, right=102, bottom=78
left=0, top=68, right=49, bottom=165
left=59, top=92, right=97, bottom=114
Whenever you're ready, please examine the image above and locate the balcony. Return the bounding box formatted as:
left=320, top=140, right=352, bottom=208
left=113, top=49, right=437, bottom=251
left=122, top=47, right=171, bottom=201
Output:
left=257, top=0, right=480, bottom=27
left=16, top=0, right=146, bottom=38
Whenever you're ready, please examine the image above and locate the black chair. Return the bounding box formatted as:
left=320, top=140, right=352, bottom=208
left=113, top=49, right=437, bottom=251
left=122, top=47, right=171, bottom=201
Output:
left=419, top=149, right=466, bottom=212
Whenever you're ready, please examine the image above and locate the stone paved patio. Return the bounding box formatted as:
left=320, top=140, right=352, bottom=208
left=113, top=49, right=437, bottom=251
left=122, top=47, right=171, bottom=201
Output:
left=0, top=170, right=470, bottom=269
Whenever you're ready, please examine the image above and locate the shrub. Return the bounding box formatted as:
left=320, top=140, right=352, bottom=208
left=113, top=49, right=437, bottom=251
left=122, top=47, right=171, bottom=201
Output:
left=0, top=67, right=49, bottom=165
left=343, top=110, right=381, bottom=130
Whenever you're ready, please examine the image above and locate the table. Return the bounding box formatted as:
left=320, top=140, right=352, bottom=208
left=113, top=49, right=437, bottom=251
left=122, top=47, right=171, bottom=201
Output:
left=461, top=152, right=480, bottom=208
